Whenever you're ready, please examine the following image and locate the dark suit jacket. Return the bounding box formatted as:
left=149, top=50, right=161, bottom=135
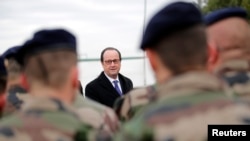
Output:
left=85, top=71, right=133, bottom=108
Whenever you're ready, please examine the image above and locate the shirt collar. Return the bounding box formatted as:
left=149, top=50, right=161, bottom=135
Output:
left=104, top=72, right=119, bottom=84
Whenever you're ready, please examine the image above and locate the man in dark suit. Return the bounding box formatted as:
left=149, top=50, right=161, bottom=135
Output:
left=85, top=47, right=133, bottom=108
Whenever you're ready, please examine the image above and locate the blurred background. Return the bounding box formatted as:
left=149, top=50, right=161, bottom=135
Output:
left=0, top=0, right=209, bottom=90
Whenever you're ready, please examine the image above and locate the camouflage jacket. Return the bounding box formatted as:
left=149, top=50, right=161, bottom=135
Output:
left=3, top=86, right=84, bottom=117
left=2, top=90, right=119, bottom=135
left=74, top=94, right=120, bottom=134
left=215, top=59, right=250, bottom=100
left=114, top=72, right=250, bottom=141
left=114, top=85, right=157, bottom=121
left=2, top=85, right=28, bottom=117
left=0, top=97, right=110, bottom=141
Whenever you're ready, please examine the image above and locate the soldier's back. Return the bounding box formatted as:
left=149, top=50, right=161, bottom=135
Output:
left=2, top=91, right=119, bottom=135
left=0, top=97, right=108, bottom=141
left=117, top=93, right=250, bottom=141
left=115, top=72, right=250, bottom=141
left=74, top=93, right=119, bottom=134
left=114, top=85, right=157, bottom=121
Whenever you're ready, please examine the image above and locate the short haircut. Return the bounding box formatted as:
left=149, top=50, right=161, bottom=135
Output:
left=100, top=47, right=121, bottom=62
left=24, top=49, right=77, bottom=88
left=6, top=58, right=22, bottom=81
left=153, top=25, right=207, bottom=75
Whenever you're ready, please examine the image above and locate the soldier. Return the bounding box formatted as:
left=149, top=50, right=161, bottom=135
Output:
left=0, top=29, right=110, bottom=141
left=114, top=84, right=157, bottom=121
left=1, top=46, right=119, bottom=133
left=114, top=2, right=250, bottom=141
left=1, top=46, right=28, bottom=116
left=74, top=95, right=120, bottom=134
left=205, top=7, right=250, bottom=100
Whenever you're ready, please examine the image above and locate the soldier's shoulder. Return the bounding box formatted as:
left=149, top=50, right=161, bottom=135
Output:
left=0, top=119, right=96, bottom=141
left=6, top=91, right=28, bottom=109
left=221, top=71, right=250, bottom=99
left=0, top=109, right=97, bottom=141
left=114, top=85, right=157, bottom=121
left=3, top=86, right=29, bottom=117
left=116, top=95, right=250, bottom=141
left=76, top=98, right=119, bottom=133
left=129, top=85, right=157, bottom=103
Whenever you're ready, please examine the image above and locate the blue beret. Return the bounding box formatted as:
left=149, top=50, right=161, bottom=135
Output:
left=204, top=7, right=247, bottom=26
left=0, top=57, right=7, bottom=76
left=2, top=46, right=20, bottom=60
left=140, top=2, right=203, bottom=50
left=17, top=29, right=77, bottom=65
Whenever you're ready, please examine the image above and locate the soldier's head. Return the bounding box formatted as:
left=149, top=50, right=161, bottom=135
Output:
left=205, top=7, right=250, bottom=72
left=140, top=1, right=207, bottom=83
left=100, top=47, right=122, bottom=79
left=2, top=46, right=23, bottom=90
left=17, top=29, right=78, bottom=102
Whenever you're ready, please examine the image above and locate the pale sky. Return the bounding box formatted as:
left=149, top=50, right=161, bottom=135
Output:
left=0, top=0, right=197, bottom=56
left=0, top=0, right=197, bottom=87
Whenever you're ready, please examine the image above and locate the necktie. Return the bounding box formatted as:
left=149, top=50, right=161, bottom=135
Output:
left=113, top=80, right=122, bottom=96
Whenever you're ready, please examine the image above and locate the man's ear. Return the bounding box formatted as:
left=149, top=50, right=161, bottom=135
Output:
left=71, top=67, right=79, bottom=89
left=207, top=41, right=219, bottom=72
left=20, top=73, right=29, bottom=91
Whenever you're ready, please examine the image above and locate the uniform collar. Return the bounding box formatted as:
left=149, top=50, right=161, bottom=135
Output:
left=20, top=96, right=76, bottom=114
left=215, top=59, right=250, bottom=75
left=156, top=71, right=232, bottom=100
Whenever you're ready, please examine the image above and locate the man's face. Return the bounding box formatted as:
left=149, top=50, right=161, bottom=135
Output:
left=102, top=50, right=121, bottom=79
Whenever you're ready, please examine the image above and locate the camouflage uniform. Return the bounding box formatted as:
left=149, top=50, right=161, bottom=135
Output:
left=1, top=46, right=23, bottom=117
left=114, top=85, right=157, bottom=121
left=0, top=97, right=110, bottom=141
left=114, top=72, right=250, bottom=141
left=74, top=93, right=120, bottom=134
left=3, top=90, right=119, bottom=134
left=2, top=85, right=27, bottom=116
left=0, top=29, right=115, bottom=140
left=215, top=59, right=250, bottom=100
